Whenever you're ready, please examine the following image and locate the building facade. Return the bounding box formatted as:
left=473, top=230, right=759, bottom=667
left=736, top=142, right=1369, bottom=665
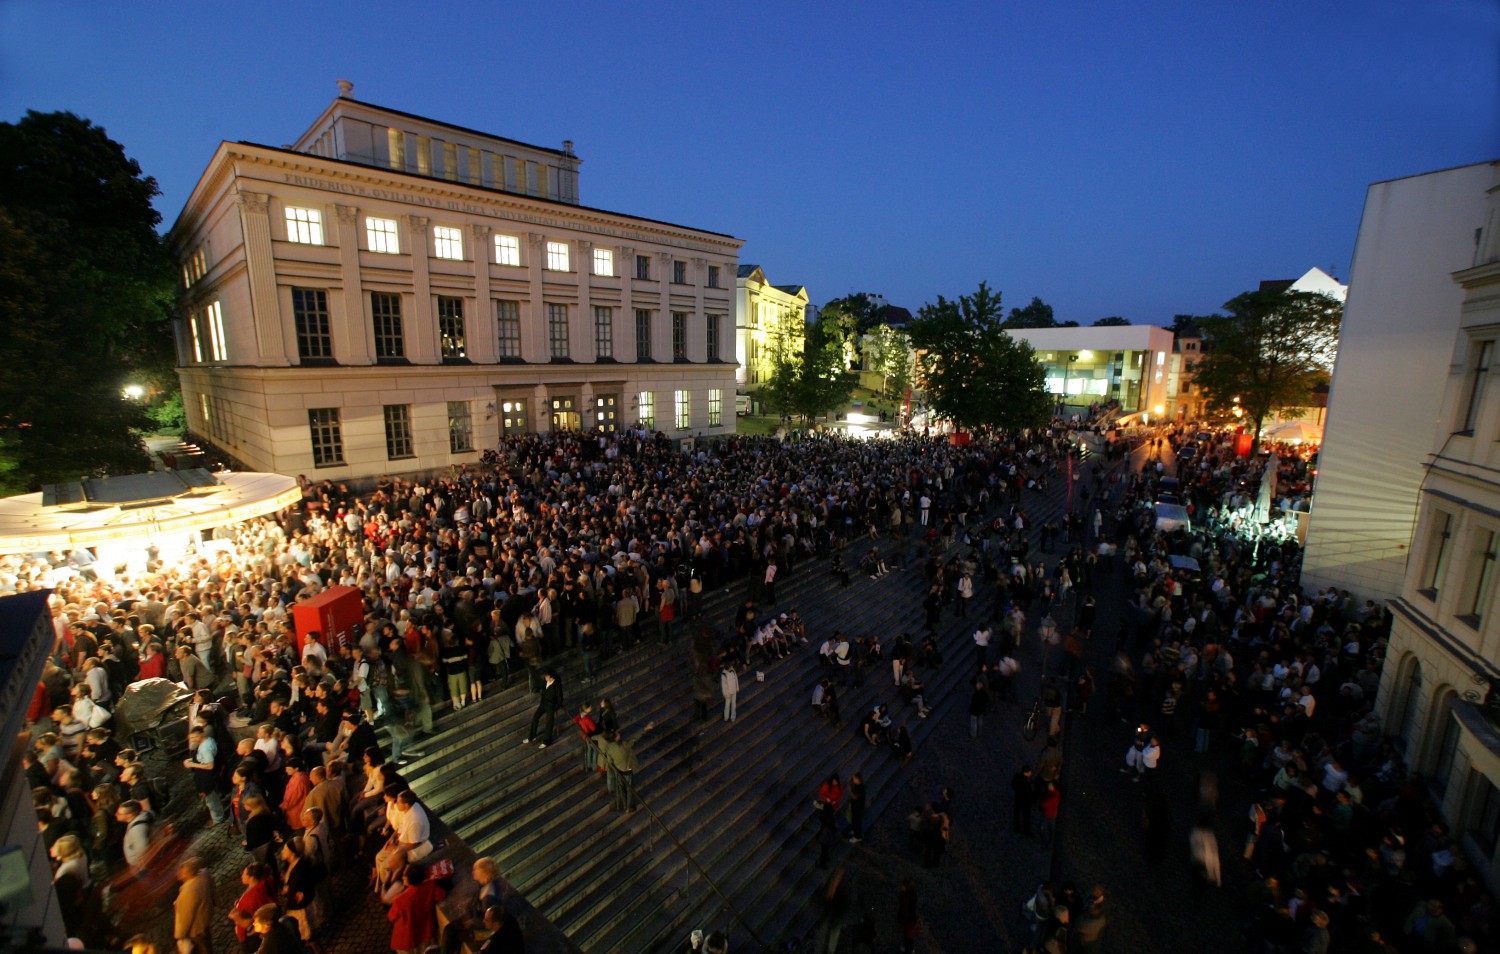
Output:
left=171, top=84, right=742, bottom=481
left=1302, top=163, right=1497, bottom=602
left=1008, top=325, right=1176, bottom=416
left=734, top=264, right=808, bottom=390
left=1378, top=159, right=1500, bottom=891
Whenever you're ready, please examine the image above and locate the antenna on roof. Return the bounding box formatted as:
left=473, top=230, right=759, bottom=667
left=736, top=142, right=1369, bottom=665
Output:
left=336, top=79, right=355, bottom=98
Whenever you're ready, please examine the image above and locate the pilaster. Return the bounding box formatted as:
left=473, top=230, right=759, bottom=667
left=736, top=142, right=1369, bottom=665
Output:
left=406, top=216, right=438, bottom=364
left=333, top=205, right=372, bottom=364
left=576, top=239, right=594, bottom=362
left=469, top=224, right=498, bottom=363
left=523, top=233, right=546, bottom=362
left=235, top=191, right=291, bottom=365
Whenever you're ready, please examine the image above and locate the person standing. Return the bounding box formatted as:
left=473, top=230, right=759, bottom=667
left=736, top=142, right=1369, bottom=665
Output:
left=896, top=880, right=920, bottom=954
left=524, top=670, right=564, bottom=748
left=764, top=560, right=778, bottom=604
left=1011, top=766, right=1036, bottom=837
left=720, top=665, right=740, bottom=723
left=388, top=863, right=446, bottom=954
left=846, top=772, right=866, bottom=844
left=172, top=856, right=215, bottom=954
left=182, top=726, right=227, bottom=827
left=599, top=727, right=645, bottom=812
left=1038, top=781, right=1061, bottom=845
left=969, top=680, right=990, bottom=738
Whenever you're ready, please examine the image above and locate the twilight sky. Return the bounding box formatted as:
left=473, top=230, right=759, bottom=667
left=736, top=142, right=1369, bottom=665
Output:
left=2, top=0, right=1495, bottom=325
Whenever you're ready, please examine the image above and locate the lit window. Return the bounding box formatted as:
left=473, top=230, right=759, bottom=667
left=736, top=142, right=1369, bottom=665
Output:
left=673, top=260, right=687, bottom=284
left=189, top=316, right=204, bottom=363
left=308, top=408, right=344, bottom=467
left=638, top=391, right=655, bottom=429
left=675, top=390, right=691, bottom=429
left=546, top=241, right=570, bottom=271
left=548, top=303, right=569, bottom=359
left=496, top=301, right=521, bottom=359
left=207, top=300, right=227, bottom=361
left=593, top=248, right=614, bottom=277
left=437, top=296, right=466, bottom=361
left=200, top=394, right=210, bottom=430
left=433, top=226, right=464, bottom=261
left=383, top=404, right=414, bottom=459
left=494, top=234, right=520, bottom=266
left=709, top=389, right=723, bottom=427
left=366, top=217, right=399, bottom=254
left=285, top=207, right=324, bottom=245
left=1156, top=351, right=1165, bottom=365
left=500, top=398, right=528, bottom=436
left=594, top=306, right=613, bottom=359
left=448, top=401, right=473, bottom=453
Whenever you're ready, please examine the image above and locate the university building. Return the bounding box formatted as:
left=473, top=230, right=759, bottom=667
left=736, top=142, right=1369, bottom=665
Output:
left=734, top=264, right=808, bottom=391
left=170, top=82, right=742, bottom=480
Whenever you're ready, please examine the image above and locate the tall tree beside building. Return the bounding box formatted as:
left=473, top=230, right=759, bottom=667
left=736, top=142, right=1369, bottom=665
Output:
left=762, top=316, right=858, bottom=425
left=864, top=324, right=915, bottom=399
left=1191, top=288, right=1343, bottom=442
left=0, top=111, right=175, bottom=493
left=907, top=282, right=1051, bottom=432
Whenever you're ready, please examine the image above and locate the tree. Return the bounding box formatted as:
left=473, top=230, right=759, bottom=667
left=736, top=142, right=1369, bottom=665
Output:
left=1190, top=289, right=1343, bottom=441
left=1093, top=316, right=1131, bottom=327
left=0, top=111, right=175, bottom=493
left=1003, top=296, right=1057, bottom=329
left=863, top=324, right=915, bottom=400
left=820, top=293, right=888, bottom=335
left=907, top=282, right=1052, bottom=431
left=761, top=315, right=857, bottom=426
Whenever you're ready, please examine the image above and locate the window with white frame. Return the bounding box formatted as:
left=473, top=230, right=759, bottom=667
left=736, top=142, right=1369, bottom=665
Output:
left=709, top=389, right=723, bottom=427
left=593, top=248, right=614, bottom=277
left=189, top=314, right=204, bottom=363
left=383, top=404, right=414, bottom=459
left=206, top=300, right=227, bottom=362
left=448, top=401, right=473, bottom=453
left=546, top=241, right=570, bottom=271
left=594, top=306, right=613, bottom=359
left=496, top=300, right=521, bottom=359
left=433, top=226, right=464, bottom=261
left=1420, top=510, right=1455, bottom=598
left=1459, top=527, right=1498, bottom=626
left=547, top=303, right=569, bottom=359
left=638, top=390, right=655, bottom=429
left=494, top=234, right=521, bottom=266
left=284, top=207, right=324, bottom=245
left=308, top=408, right=344, bottom=467
left=675, top=390, right=691, bottom=430
left=366, top=217, right=399, bottom=254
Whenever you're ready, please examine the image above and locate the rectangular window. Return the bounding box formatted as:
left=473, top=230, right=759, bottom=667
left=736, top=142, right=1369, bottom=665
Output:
left=1462, top=340, right=1493, bottom=432
left=206, top=300, right=227, bottom=362
left=387, top=128, right=406, bottom=171
left=635, top=255, right=651, bottom=280
left=672, top=312, right=688, bottom=360
left=199, top=393, right=210, bottom=432
left=675, top=390, right=691, bottom=430
left=1461, top=528, right=1498, bottom=625
left=635, top=309, right=652, bottom=361
left=292, top=288, right=333, bottom=363
left=546, top=241, right=570, bottom=271
left=547, top=303, right=569, bottom=359
left=1421, top=510, right=1455, bottom=598
left=500, top=398, right=528, bottom=436
left=189, top=314, right=204, bottom=363
left=673, top=260, right=687, bottom=284
left=706, top=314, right=720, bottom=362
left=285, top=207, right=324, bottom=245
left=496, top=300, right=521, bottom=359
left=638, top=390, right=655, bottom=430
left=592, top=248, right=614, bottom=277
left=383, top=404, right=414, bottom=459
left=594, top=306, right=613, bottom=359
left=494, top=234, right=520, bottom=266
left=708, top=265, right=720, bottom=288
left=442, top=142, right=458, bottom=181
left=433, top=226, right=464, bottom=261
left=416, top=135, right=432, bottom=176
left=437, top=296, right=467, bottom=361
left=366, top=217, right=399, bottom=254
left=370, top=292, right=405, bottom=362
left=308, top=407, right=344, bottom=467
left=448, top=401, right=473, bottom=453
left=709, top=389, right=723, bottom=427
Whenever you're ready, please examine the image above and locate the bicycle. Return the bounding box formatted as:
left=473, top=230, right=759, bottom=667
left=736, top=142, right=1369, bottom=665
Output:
left=1023, top=695, right=1043, bottom=740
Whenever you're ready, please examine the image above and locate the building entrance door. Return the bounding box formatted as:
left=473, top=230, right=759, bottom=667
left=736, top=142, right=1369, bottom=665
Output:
left=551, top=395, right=580, bottom=431
left=594, top=393, right=619, bottom=432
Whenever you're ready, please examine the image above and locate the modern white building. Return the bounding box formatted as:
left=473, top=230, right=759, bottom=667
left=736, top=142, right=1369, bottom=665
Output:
left=1302, top=162, right=1497, bottom=602
left=1372, top=160, right=1500, bottom=891
left=734, top=265, right=808, bottom=390
left=1009, top=325, right=1176, bottom=416
left=170, top=83, right=742, bottom=481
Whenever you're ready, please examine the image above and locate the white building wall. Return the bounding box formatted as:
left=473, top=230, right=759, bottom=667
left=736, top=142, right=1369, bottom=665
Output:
left=1302, top=162, right=1498, bottom=602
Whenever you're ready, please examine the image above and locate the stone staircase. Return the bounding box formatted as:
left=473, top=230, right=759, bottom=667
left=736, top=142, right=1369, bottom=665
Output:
left=397, top=465, right=1089, bottom=952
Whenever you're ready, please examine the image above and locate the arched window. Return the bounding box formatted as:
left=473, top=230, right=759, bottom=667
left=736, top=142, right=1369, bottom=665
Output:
left=1390, top=656, right=1423, bottom=748
left=1428, top=689, right=1461, bottom=794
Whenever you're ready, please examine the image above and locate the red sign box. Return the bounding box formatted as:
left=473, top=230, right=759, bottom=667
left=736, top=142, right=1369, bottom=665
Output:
left=291, top=585, right=363, bottom=652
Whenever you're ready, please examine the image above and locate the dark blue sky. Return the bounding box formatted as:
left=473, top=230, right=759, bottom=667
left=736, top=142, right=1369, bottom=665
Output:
left=2, top=0, right=1495, bottom=324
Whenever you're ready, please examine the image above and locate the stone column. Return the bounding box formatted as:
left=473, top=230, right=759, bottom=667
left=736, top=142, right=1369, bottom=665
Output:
left=524, top=233, right=546, bottom=362
left=235, top=192, right=291, bottom=365
left=576, top=239, right=594, bottom=363
left=333, top=205, right=371, bottom=364
left=532, top=383, right=549, bottom=433
left=469, top=224, right=497, bottom=363
left=406, top=216, right=438, bottom=364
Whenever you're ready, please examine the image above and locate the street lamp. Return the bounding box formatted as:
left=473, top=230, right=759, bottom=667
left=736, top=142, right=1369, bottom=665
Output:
left=123, top=385, right=144, bottom=400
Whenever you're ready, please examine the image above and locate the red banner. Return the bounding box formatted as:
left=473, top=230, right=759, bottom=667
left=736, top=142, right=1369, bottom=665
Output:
left=1235, top=431, right=1254, bottom=458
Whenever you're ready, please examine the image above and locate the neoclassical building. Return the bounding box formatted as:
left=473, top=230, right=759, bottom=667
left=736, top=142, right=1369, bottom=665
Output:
left=1375, top=159, right=1500, bottom=890
left=734, top=264, right=808, bottom=390
left=171, top=83, right=742, bottom=480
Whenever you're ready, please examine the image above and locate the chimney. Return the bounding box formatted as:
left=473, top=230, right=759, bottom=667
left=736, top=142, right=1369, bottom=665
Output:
left=336, top=79, right=355, bottom=98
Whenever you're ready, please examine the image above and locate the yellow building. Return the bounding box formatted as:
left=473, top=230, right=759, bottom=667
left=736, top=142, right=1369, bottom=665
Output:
left=735, top=265, right=808, bottom=390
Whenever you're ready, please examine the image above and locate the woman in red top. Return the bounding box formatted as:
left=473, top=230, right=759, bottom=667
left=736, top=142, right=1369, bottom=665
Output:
left=227, top=862, right=276, bottom=945
left=136, top=641, right=167, bottom=681
left=388, top=863, right=446, bottom=954
left=1038, top=781, right=1061, bottom=845
left=816, top=772, right=843, bottom=831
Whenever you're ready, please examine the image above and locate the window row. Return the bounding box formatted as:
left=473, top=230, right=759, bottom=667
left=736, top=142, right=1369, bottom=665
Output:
left=291, top=288, right=725, bottom=365
left=1416, top=505, right=1500, bottom=630
left=306, top=389, right=725, bottom=467
left=188, top=300, right=228, bottom=363
left=280, top=207, right=721, bottom=287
